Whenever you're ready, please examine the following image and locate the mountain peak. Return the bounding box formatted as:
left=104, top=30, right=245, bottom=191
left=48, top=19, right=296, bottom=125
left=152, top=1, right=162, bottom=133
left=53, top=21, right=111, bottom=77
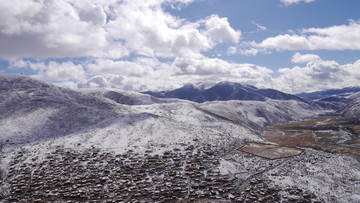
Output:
left=181, top=83, right=201, bottom=90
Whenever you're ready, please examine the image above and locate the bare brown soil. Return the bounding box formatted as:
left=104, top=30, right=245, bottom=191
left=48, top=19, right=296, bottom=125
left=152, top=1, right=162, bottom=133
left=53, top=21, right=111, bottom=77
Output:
left=263, top=116, right=360, bottom=157
left=239, top=142, right=304, bottom=160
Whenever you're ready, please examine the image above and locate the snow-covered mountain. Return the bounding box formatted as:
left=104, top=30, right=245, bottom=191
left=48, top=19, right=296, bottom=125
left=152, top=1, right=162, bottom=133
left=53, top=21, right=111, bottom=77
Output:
left=0, top=75, right=322, bottom=148
left=0, top=75, right=257, bottom=149
left=297, top=86, right=360, bottom=110
left=143, top=81, right=308, bottom=103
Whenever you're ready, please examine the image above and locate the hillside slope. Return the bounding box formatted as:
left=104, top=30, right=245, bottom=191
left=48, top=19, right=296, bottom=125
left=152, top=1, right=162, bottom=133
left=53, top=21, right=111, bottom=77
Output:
left=0, top=74, right=324, bottom=150
left=197, top=99, right=322, bottom=132
left=0, top=75, right=261, bottom=150
left=339, top=98, right=360, bottom=119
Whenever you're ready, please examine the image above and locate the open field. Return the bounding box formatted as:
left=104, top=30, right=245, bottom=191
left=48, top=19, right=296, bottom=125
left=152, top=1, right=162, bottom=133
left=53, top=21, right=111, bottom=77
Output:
left=239, top=142, right=304, bottom=160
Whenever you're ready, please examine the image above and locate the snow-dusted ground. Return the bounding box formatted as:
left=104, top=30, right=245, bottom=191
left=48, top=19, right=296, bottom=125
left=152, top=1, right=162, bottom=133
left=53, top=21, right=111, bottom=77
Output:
left=198, top=99, right=323, bottom=132
left=219, top=148, right=360, bottom=203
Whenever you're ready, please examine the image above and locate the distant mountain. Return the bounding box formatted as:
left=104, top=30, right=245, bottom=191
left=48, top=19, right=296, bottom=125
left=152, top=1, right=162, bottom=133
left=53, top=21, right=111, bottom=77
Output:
left=297, top=87, right=360, bottom=100
left=143, top=82, right=308, bottom=103
left=296, top=87, right=360, bottom=110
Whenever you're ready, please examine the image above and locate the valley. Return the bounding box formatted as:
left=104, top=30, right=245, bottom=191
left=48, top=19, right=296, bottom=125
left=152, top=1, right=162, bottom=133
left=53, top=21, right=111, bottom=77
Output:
left=263, top=115, right=360, bottom=157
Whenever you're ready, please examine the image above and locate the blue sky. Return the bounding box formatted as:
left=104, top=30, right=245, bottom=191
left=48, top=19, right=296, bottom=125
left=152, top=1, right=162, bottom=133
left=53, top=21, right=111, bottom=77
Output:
left=171, top=0, right=360, bottom=67
left=0, top=0, right=359, bottom=93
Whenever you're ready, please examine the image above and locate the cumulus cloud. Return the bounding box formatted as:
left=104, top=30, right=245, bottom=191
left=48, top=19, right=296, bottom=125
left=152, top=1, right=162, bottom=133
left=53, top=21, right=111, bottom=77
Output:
left=271, top=59, right=360, bottom=93
left=202, top=15, right=241, bottom=44
left=0, top=0, right=108, bottom=59
left=10, top=60, right=86, bottom=82
left=0, top=0, right=246, bottom=92
left=78, top=75, right=111, bottom=89
left=3, top=0, right=357, bottom=95
left=291, top=53, right=321, bottom=63
left=171, top=57, right=273, bottom=86
left=280, top=0, right=317, bottom=6
left=74, top=57, right=273, bottom=92
left=0, top=0, right=240, bottom=60
left=259, top=20, right=360, bottom=51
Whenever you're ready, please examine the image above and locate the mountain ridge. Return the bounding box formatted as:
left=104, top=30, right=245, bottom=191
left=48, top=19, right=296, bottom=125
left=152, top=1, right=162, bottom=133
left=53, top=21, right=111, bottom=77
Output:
left=296, top=86, right=360, bottom=110
left=142, top=81, right=308, bottom=103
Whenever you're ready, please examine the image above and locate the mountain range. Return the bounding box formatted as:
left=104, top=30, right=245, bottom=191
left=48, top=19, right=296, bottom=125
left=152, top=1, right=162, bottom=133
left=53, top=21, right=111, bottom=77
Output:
left=296, top=86, right=360, bottom=110
left=0, top=75, right=323, bottom=146
left=142, top=82, right=308, bottom=103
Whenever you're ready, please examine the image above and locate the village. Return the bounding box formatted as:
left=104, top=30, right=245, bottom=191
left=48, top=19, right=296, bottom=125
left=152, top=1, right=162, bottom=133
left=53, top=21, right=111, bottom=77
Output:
left=0, top=141, right=323, bottom=203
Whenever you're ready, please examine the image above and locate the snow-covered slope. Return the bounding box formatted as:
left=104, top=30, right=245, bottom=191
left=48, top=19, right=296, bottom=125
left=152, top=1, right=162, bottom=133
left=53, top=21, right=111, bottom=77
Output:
left=197, top=99, right=323, bottom=132
left=82, top=88, right=182, bottom=105
left=339, top=98, right=360, bottom=119
left=0, top=74, right=325, bottom=151
left=0, top=75, right=263, bottom=150
left=0, top=74, right=131, bottom=144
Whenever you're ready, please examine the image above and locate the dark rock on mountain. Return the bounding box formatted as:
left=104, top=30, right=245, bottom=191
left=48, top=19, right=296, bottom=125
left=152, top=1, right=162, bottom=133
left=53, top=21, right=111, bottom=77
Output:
left=143, top=82, right=307, bottom=103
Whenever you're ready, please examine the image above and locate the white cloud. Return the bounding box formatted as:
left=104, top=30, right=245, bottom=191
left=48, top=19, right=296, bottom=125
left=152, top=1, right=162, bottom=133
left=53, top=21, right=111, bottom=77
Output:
left=280, top=0, right=317, bottom=6
left=79, top=75, right=111, bottom=89
left=4, top=0, right=357, bottom=95
left=259, top=20, right=360, bottom=51
left=227, top=42, right=269, bottom=56
left=291, top=53, right=321, bottom=63
left=11, top=55, right=360, bottom=95
left=271, top=59, right=360, bottom=93
left=227, top=46, right=238, bottom=55
left=171, top=57, right=273, bottom=85
left=0, top=0, right=240, bottom=59
left=202, top=15, right=241, bottom=44
left=73, top=56, right=273, bottom=92
left=0, top=0, right=108, bottom=59
left=87, top=59, right=155, bottom=77
left=252, top=21, right=267, bottom=31
left=10, top=60, right=86, bottom=82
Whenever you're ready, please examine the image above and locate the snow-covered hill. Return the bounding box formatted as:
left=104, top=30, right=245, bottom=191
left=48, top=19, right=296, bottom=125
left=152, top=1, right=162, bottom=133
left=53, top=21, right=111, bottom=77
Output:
left=0, top=75, right=325, bottom=149
left=0, top=75, right=262, bottom=150
left=0, top=74, right=129, bottom=144
left=339, top=98, right=360, bottom=119
left=197, top=99, right=322, bottom=132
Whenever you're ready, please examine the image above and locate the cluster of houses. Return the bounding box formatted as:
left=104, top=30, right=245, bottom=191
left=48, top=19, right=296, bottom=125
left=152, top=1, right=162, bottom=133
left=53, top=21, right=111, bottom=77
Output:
left=3, top=144, right=319, bottom=202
